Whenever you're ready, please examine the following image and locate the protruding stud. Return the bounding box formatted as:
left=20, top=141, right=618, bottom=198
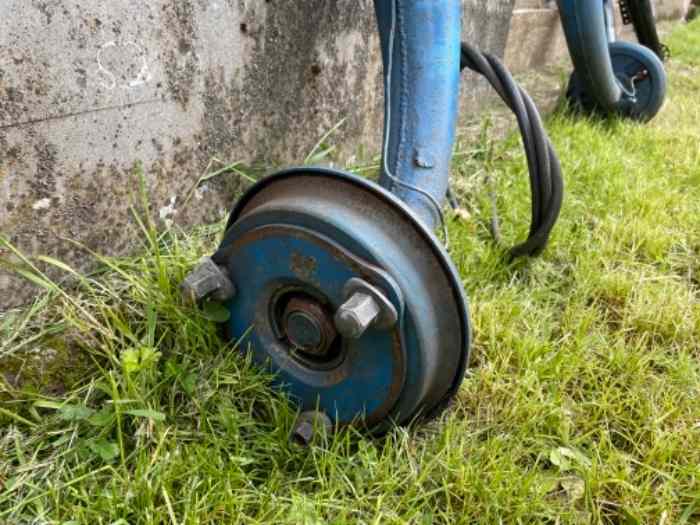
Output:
left=334, top=278, right=397, bottom=339
left=334, top=292, right=381, bottom=339
left=181, top=257, right=236, bottom=304
left=291, top=411, right=333, bottom=446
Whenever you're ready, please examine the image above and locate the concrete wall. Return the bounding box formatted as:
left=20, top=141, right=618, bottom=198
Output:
left=0, top=0, right=688, bottom=311
left=0, top=0, right=385, bottom=312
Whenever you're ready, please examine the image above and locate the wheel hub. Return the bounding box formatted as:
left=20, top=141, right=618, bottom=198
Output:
left=209, top=167, right=470, bottom=432
left=283, top=297, right=337, bottom=357
left=566, top=41, right=666, bottom=122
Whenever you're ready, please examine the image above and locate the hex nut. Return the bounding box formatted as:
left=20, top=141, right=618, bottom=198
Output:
left=334, top=292, right=381, bottom=339
left=291, top=411, right=333, bottom=446
left=181, top=257, right=236, bottom=304
left=334, top=278, right=398, bottom=339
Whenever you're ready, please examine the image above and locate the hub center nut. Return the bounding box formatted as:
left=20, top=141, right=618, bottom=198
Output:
left=283, top=297, right=337, bottom=356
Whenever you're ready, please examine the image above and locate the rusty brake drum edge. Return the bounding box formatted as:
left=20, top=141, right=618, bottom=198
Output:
left=211, top=167, right=470, bottom=433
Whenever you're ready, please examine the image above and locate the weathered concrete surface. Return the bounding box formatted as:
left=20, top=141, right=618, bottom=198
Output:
left=461, top=0, right=515, bottom=113
left=1, top=0, right=385, bottom=311
left=505, top=1, right=568, bottom=74
left=0, top=0, right=519, bottom=311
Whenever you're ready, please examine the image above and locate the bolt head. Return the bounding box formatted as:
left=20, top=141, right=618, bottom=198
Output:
left=283, top=298, right=337, bottom=356
left=291, top=411, right=333, bottom=446
left=286, top=311, right=323, bottom=350
left=334, top=309, right=364, bottom=339
left=181, top=257, right=236, bottom=304
left=292, top=421, right=315, bottom=445
left=334, top=292, right=381, bottom=339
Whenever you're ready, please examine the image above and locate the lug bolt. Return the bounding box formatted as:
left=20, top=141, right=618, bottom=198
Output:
left=181, top=257, right=236, bottom=304
left=291, top=411, right=333, bottom=446
left=334, top=278, right=398, bottom=339
left=334, top=292, right=381, bottom=339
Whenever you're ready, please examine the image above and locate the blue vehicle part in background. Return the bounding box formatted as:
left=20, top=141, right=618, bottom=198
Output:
left=182, top=0, right=564, bottom=437
left=558, top=0, right=667, bottom=121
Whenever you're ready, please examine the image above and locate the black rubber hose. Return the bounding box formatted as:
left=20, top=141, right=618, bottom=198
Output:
left=458, top=41, right=564, bottom=259
left=457, top=44, right=542, bottom=241
left=624, top=0, right=668, bottom=60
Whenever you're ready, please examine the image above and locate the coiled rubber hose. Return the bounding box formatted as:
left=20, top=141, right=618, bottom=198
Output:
left=456, top=41, right=564, bottom=259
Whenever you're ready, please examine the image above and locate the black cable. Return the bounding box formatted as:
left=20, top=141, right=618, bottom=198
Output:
left=457, top=41, right=564, bottom=259
left=620, top=0, right=669, bottom=61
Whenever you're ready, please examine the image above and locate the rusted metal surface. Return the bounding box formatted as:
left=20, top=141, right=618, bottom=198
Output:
left=215, top=168, right=470, bottom=430
left=217, top=220, right=407, bottom=428
left=289, top=252, right=319, bottom=286
left=283, top=296, right=338, bottom=356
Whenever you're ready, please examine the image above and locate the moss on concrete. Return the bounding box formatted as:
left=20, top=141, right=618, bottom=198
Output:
left=1, top=332, right=94, bottom=399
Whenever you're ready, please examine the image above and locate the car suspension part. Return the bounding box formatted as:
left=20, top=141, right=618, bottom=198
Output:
left=558, top=0, right=668, bottom=121
left=183, top=0, right=563, bottom=436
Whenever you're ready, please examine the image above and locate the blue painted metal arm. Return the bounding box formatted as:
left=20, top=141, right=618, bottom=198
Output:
left=558, top=0, right=623, bottom=111
left=604, top=0, right=617, bottom=43
left=374, top=0, right=462, bottom=231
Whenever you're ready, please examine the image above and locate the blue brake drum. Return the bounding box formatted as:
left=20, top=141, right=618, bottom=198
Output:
left=212, top=167, right=471, bottom=431
left=567, top=41, right=666, bottom=121
left=609, top=41, right=667, bottom=122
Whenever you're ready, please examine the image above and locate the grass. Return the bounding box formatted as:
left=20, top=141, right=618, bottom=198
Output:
left=1, top=19, right=700, bottom=525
